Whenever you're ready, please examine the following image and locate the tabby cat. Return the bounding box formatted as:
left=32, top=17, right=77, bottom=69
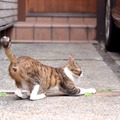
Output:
left=1, top=36, right=96, bottom=100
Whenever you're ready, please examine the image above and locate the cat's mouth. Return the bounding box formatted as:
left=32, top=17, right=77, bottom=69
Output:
left=74, top=71, right=83, bottom=80
left=73, top=72, right=82, bottom=80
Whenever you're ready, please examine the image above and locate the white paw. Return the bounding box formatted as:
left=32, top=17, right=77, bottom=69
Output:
left=30, top=93, right=46, bottom=101
left=15, top=89, right=28, bottom=99
left=15, top=93, right=22, bottom=98
left=88, top=88, right=96, bottom=94
left=15, top=90, right=23, bottom=98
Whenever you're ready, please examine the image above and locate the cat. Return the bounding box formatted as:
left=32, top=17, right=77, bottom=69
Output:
left=1, top=36, right=96, bottom=100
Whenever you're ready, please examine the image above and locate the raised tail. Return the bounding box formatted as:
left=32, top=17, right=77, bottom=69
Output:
left=1, top=36, right=17, bottom=63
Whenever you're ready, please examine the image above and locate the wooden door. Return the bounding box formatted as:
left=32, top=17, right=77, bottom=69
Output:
left=26, top=0, right=97, bottom=15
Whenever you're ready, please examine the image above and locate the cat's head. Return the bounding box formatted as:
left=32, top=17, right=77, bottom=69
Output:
left=63, top=55, right=83, bottom=81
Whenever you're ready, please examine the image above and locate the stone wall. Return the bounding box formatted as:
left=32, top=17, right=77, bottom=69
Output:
left=0, top=0, right=18, bottom=28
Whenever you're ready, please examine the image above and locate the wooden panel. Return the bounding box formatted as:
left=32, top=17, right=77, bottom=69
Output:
left=18, top=0, right=26, bottom=21
left=26, top=0, right=97, bottom=14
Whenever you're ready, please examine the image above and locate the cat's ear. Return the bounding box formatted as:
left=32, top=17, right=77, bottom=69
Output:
left=69, top=54, right=75, bottom=64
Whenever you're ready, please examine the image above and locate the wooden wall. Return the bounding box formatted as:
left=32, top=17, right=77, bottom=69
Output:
left=26, top=0, right=97, bottom=14
left=0, top=0, right=18, bottom=28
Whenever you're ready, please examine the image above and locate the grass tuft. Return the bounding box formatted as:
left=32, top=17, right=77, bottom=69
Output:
left=0, top=92, right=7, bottom=97
left=84, top=93, right=93, bottom=97
left=98, top=89, right=112, bottom=92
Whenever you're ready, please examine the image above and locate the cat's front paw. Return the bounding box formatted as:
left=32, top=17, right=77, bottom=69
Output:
left=88, top=88, right=96, bottom=94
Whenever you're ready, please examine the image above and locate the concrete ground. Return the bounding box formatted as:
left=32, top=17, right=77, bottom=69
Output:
left=0, top=43, right=120, bottom=120
left=108, top=52, right=120, bottom=66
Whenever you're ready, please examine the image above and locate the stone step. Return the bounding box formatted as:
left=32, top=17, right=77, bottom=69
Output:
left=10, top=17, right=96, bottom=43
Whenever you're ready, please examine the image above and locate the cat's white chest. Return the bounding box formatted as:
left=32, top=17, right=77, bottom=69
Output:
left=64, top=67, right=74, bottom=81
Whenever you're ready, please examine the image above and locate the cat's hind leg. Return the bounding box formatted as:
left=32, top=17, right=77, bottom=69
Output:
left=15, top=88, right=23, bottom=98
left=15, top=80, right=29, bottom=99
left=15, top=88, right=29, bottom=99
left=30, top=84, right=46, bottom=101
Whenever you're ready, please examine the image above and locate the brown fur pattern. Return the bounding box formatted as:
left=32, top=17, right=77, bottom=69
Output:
left=1, top=36, right=84, bottom=100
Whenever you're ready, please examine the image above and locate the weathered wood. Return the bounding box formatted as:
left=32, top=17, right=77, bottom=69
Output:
left=0, top=0, right=17, bottom=27
left=26, top=0, right=97, bottom=14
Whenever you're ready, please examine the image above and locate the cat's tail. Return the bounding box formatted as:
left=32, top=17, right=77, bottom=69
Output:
left=0, top=36, right=17, bottom=63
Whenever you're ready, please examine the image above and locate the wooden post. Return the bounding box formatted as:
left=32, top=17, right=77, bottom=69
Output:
left=18, top=0, right=26, bottom=21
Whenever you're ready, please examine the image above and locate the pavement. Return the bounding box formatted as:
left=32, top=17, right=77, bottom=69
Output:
left=0, top=43, right=120, bottom=120
left=108, top=52, right=120, bottom=66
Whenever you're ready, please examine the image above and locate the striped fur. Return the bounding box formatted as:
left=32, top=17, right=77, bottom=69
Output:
left=1, top=36, right=94, bottom=100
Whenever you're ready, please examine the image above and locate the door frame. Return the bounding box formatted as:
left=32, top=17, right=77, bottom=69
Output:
left=18, top=0, right=26, bottom=21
